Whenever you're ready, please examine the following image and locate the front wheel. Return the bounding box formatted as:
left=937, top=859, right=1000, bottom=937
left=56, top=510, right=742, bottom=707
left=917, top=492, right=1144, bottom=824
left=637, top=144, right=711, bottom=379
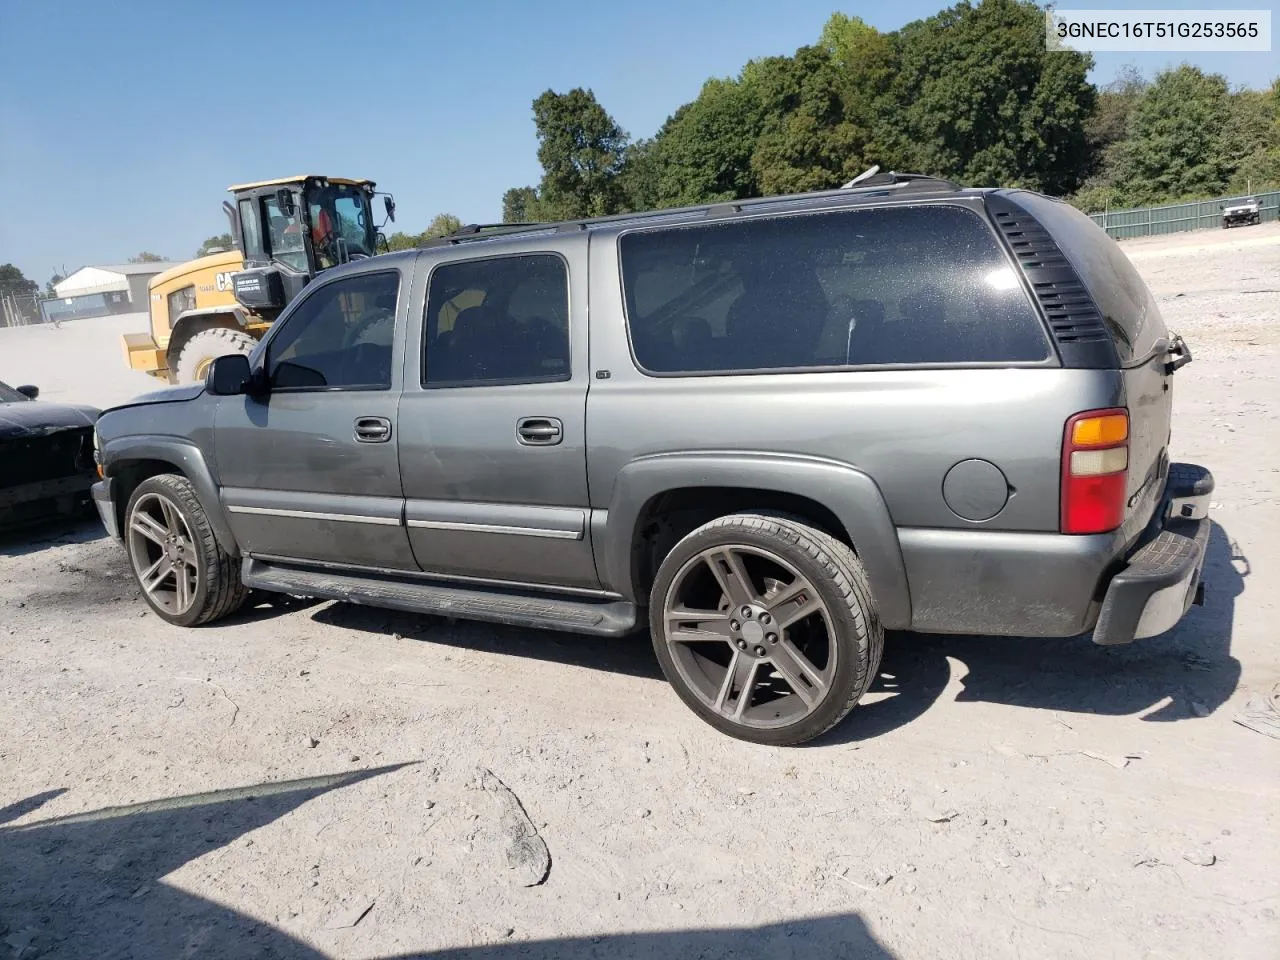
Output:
left=649, top=513, right=883, bottom=746
left=124, top=474, right=248, bottom=626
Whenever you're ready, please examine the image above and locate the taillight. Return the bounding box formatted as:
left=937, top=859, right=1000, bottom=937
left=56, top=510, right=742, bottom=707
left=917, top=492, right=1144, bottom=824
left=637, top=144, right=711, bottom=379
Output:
left=1061, top=408, right=1129, bottom=534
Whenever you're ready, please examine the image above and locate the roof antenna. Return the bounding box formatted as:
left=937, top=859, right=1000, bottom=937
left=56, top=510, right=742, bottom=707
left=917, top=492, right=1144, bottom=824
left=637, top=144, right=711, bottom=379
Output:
left=842, top=165, right=881, bottom=189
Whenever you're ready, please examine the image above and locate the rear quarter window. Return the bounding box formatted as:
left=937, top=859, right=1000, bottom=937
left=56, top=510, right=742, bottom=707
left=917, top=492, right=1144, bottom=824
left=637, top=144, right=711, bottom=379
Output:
left=619, top=205, right=1051, bottom=375
left=1005, top=191, right=1167, bottom=364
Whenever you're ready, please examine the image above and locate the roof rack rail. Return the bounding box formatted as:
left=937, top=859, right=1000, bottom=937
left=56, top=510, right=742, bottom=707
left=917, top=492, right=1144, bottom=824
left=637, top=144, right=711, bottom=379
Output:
left=840, top=167, right=959, bottom=190
left=413, top=174, right=964, bottom=250
left=417, top=221, right=549, bottom=248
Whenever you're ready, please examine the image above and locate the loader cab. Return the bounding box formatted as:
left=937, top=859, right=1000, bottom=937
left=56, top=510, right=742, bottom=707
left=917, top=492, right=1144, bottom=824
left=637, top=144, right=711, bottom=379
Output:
left=226, top=175, right=382, bottom=320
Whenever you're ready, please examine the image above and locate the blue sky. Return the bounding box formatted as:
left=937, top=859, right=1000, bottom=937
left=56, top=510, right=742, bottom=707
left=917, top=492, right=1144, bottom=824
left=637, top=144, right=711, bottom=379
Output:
left=1, top=0, right=1275, bottom=283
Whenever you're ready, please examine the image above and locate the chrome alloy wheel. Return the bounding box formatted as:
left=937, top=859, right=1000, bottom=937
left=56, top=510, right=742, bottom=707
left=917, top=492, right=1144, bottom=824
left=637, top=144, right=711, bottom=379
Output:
left=126, top=492, right=200, bottom=616
left=661, top=544, right=837, bottom=730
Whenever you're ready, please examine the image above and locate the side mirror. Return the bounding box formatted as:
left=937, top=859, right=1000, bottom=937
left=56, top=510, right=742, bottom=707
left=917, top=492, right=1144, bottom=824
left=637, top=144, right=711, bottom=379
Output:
left=276, top=188, right=296, bottom=218
left=16, top=384, right=39, bottom=399
left=384, top=195, right=396, bottom=223
left=207, top=353, right=253, bottom=396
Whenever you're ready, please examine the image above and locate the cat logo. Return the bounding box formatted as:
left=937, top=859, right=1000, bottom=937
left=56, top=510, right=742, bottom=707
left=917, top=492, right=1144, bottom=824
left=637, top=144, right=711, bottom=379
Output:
left=214, top=271, right=235, bottom=292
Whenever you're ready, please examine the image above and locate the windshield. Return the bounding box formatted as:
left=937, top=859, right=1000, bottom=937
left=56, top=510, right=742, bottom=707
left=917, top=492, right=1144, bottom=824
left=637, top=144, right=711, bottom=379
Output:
left=307, top=184, right=376, bottom=269
left=0, top=381, right=29, bottom=403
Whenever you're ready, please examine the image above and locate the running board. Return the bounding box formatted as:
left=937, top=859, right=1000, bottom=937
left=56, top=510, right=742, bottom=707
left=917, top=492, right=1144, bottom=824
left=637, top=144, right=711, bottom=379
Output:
left=242, top=558, right=639, bottom=637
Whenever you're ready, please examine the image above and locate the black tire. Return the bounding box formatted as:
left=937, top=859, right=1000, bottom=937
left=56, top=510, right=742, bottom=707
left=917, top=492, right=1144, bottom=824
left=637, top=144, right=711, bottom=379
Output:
left=174, top=327, right=257, bottom=384
left=124, top=474, right=248, bottom=627
left=649, top=513, right=883, bottom=746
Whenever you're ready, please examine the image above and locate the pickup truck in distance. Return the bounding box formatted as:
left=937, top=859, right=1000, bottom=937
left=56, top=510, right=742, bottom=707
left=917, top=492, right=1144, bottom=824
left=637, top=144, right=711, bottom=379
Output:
left=91, top=173, right=1213, bottom=745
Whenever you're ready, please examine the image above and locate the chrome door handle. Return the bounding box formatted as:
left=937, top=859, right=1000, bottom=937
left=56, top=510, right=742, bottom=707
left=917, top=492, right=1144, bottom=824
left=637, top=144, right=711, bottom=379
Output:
left=354, top=416, right=392, bottom=443
left=517, top=417, right=562, bottom=446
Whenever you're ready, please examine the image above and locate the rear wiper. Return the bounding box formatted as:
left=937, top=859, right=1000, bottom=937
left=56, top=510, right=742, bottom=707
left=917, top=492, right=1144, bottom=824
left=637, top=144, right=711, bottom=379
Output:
left=1165, top=334, right=1193, bottom=374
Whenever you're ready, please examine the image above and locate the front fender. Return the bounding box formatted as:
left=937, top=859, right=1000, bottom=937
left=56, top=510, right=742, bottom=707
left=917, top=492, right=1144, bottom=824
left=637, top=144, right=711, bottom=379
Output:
left=601, top=452, right=911, bottom=629
left=102, top=435, right=238, bottom=557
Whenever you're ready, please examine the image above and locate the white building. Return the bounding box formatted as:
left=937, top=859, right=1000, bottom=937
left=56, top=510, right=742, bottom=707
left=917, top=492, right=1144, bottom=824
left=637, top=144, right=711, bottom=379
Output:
left=47, top=262, right=169, bottom=322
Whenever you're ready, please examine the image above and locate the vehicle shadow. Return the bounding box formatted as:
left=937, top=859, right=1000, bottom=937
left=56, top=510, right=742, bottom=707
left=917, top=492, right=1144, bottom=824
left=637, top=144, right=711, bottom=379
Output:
left=0, top=764, right=412, bottom=960
left=0, top=514, right=105, bottom=558
left=0, top=772, right=893, bottom=960
left=287, top=521, right=1242, bottom=742
left=311, top=603, right=666, bottom=681
left=819, top=520, right=1246, bottom=746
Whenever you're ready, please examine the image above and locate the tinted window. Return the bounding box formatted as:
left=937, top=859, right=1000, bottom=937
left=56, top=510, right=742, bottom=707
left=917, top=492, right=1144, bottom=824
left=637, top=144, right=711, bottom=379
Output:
left=620, top=205, right=1050, bottom=374
left=267, top=271, right=399, bottom=390
left=264, top=192, right=307, bottom=272
left=238, top=198, right=263, bottom=259
left=1010, top=191, right=1165, bottom=362
left=423, top=254, right=569, bottom=386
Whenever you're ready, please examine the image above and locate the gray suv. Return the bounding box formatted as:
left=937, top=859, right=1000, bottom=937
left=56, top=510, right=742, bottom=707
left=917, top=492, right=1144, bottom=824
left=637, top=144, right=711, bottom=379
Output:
left=91, top=173, right=1212, bottom=745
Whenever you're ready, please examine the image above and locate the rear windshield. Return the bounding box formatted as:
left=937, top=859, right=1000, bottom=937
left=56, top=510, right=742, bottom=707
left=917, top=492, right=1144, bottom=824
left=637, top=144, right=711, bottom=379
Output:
left=619, top=205, right=1051, bottom=375
left=1007, top=191, right=1166, bottom=364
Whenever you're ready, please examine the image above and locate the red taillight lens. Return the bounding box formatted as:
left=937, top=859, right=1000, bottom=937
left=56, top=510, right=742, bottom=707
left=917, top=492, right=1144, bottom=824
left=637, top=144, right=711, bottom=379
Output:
left=1061, top=408, right=1129, bottom=534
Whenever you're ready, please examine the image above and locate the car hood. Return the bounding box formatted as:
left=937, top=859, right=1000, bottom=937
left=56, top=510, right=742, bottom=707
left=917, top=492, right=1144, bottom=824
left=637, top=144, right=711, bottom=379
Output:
left=0, top=401, right=99, bottom=440
left=102, top=382, right=207, bottom=415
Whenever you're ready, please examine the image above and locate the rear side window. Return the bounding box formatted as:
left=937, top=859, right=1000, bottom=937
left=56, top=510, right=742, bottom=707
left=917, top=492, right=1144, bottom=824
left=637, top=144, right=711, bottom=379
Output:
left=620, top=205, right=1051, bottom=374
left=423, top=254, right=569, bottom=386
left=1009, top=192, right=1165, bottom=363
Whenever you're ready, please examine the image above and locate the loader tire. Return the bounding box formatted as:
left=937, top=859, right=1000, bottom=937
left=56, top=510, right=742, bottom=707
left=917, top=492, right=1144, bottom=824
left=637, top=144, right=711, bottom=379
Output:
left=174, top=327, right=257, bottom=384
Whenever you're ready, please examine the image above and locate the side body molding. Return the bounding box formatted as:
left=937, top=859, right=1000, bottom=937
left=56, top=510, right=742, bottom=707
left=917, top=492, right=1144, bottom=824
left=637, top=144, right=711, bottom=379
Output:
left=101, top=435, right=239, bottom=557
left=601, top=452, right=911, bottom=629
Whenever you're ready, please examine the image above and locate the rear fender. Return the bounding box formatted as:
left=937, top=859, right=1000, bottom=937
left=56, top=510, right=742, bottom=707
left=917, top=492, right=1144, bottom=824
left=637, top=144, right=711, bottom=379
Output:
left=602, top=452, right=911, bottom=628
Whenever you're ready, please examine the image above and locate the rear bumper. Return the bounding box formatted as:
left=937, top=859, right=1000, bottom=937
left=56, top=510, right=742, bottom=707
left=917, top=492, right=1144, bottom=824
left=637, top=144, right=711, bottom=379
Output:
left=92, top=478, right=120, bottom=539
left=1092, top=463, right=1213, bottom=645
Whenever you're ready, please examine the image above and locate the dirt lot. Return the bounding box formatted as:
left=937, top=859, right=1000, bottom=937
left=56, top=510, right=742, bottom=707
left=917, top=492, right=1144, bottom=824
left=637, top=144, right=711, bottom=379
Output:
left=2, top=224, right=1278, bottom=960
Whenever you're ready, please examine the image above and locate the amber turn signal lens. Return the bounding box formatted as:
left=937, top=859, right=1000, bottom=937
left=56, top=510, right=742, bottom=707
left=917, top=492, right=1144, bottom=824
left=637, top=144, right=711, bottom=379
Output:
left=1071, top=414, right=1128, bottom=447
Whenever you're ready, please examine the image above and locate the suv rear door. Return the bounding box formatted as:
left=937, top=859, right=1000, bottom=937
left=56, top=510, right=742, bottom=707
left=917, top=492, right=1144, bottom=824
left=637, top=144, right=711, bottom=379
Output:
left=396, top=236, right=599, bottom=590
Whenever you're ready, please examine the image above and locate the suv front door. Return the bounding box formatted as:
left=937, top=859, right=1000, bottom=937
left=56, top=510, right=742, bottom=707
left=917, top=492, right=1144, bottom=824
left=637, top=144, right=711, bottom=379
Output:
left=213, top=267, right=417, bottom=570
left=397, top=243, right=598, bottom=590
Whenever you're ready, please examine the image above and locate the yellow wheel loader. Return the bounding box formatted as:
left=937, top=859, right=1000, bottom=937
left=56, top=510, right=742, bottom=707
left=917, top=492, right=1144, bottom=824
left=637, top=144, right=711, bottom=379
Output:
left=121, top=175, right=395, bottom=384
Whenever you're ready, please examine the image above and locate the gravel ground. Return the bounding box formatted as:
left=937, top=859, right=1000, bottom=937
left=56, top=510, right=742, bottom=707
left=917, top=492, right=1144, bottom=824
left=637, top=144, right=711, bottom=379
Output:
left=1, top=224, right=1278, bottom=960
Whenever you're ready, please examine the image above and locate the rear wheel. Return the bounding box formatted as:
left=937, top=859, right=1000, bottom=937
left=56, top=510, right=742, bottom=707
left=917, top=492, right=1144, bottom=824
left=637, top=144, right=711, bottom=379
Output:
left=125, top=474, right=247, bottom=626
left=649, top=513, right=883, bottom=746
left=174, top=327, right=257, bottom=384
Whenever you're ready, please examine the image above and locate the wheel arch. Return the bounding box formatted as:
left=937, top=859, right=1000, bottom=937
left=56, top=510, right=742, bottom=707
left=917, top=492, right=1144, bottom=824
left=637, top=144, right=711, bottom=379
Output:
left=601, top=453, right=911, bottom=629
left=103, top=437, right=239, bottom=557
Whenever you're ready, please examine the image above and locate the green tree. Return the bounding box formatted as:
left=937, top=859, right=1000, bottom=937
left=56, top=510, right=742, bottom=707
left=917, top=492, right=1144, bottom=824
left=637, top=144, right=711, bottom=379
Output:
left=46, top=272, right=64, bottom=296
left=1222, top=83, right=1280, bottom=193
left=196, top=234, right=235, bottom=257
left=383, top=232, right=419, bottom=252
left=424, top=213, right=463, bottom=238
left=880, top=0, right=1095, bottom=194
left=501, top=186, right=542, bottom=223
left=645, top=77, right=764, bottom=207
left=382, top=213, right=464, bottom=251
left=1070, top=66, right=1149, bottom=212
left=749, top=45, right=870, bottom=195
left=531, top=88, right=630, bottom=219
left=1112, top=65, right=1232, bottom=203
left=129, top=252, right=165, bottom=263
left=1086, top=65, right=1148, bottom=160
left=0, top=264, right=38, bottom=298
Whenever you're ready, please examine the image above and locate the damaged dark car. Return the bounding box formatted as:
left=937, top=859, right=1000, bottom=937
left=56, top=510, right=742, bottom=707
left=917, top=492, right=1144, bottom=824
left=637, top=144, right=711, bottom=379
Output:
left=0, top=380, right=99, bottom=529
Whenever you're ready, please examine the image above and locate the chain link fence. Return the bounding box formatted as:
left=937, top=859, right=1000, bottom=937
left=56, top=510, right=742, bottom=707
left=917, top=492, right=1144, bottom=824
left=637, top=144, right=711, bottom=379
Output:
left=0, top=293, right=45, bottom=328
left=1089, top=190, right=1280, bottom=240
